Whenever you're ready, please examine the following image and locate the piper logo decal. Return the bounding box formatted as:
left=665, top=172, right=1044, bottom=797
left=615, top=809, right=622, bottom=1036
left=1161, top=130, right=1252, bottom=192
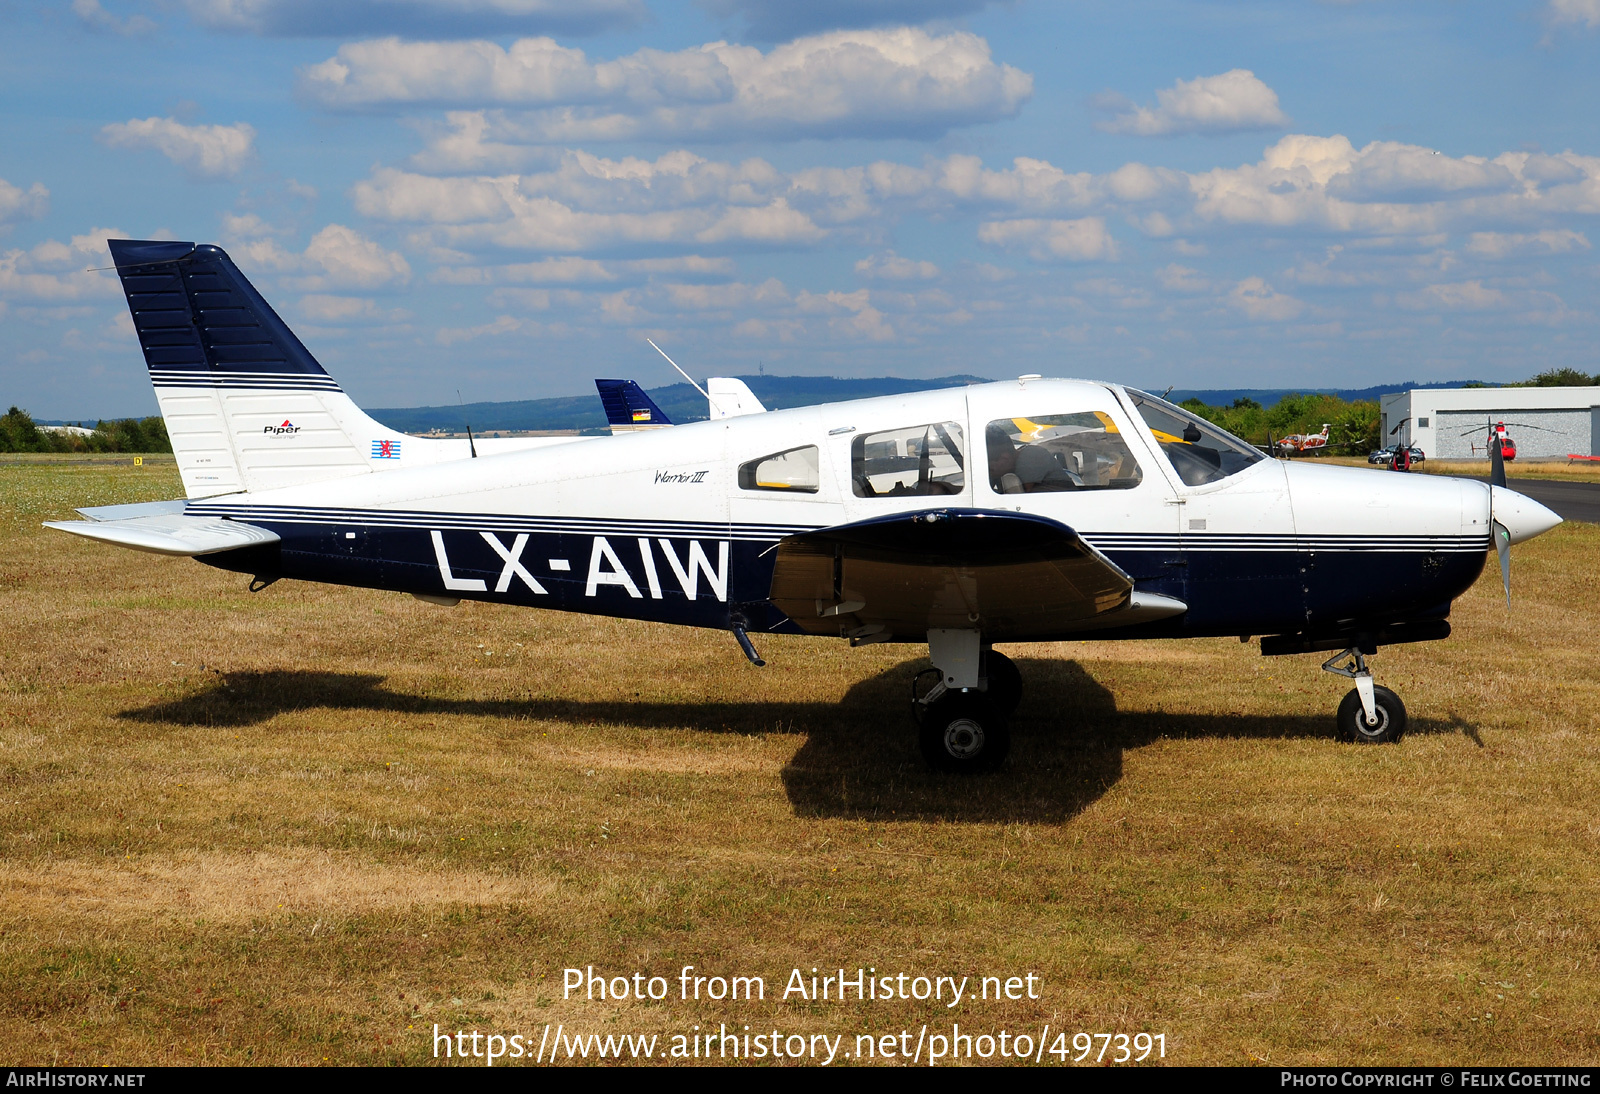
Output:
left=263, top=420, right=300, bottom=435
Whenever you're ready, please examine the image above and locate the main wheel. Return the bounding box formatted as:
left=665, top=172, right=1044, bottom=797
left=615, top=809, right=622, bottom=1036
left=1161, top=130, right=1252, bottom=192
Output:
left=982, top=650, right=1023, bottom=716
left=919, top=693, right=1010, bottom=772
left=1335, top=685, right=1407, bottom=744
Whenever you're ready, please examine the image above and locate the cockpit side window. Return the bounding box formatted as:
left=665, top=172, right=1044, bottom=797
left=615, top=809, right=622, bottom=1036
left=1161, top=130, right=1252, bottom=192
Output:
left=851, top=422, right=965, bottom=498
left=985, top=413, right=1143, bottom=494
left=1125, top=390, right=1264, bottom=487
left=739, top=445, right=819, bottom=493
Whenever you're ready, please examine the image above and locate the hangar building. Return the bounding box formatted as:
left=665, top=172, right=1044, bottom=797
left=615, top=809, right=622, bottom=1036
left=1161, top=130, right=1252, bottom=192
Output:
left=1380, top=386, right=1600, bottom=460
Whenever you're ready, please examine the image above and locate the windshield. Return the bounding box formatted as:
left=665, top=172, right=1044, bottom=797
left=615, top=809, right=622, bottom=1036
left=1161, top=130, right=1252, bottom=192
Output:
left=1125, top=390, right=1264, bottom=487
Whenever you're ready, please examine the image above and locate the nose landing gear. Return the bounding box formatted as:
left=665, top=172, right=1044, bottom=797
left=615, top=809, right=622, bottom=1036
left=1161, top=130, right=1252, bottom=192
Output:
left=1322, top=647, right=1408, bottom=743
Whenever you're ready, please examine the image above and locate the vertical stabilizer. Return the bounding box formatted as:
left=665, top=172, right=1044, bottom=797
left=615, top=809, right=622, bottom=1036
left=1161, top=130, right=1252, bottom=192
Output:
left=706, top=377, right=766, bottom=419
left=107, top=239, right=552, bottom=497
left=595, top=378, right=673, bottom=434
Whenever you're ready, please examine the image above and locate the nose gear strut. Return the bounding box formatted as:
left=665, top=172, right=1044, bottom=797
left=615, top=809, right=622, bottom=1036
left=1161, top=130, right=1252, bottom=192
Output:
left=1322, top=647, right=1408, bottom=744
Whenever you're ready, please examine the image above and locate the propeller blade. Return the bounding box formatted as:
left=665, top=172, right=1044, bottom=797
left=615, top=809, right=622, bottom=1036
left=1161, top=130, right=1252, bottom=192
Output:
left=1489, top=436, right=1506, bottom=489
left=1493, top=519, right=1511, bottom=607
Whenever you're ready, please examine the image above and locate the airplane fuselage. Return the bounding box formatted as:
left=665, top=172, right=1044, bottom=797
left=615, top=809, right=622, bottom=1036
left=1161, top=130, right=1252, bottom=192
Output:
left=186, top=379, right=1493, bottom=644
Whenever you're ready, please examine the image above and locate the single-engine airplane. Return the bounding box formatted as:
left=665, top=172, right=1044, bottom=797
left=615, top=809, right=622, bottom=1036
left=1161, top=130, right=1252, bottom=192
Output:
left=45, top=240, right=1564, bottom=770
left=1276, top=423, right=1331, bottom=457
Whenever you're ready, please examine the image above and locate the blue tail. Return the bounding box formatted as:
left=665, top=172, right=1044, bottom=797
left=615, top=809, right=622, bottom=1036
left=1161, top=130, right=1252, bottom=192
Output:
left=595, top=378, right=672, bottom=433
left=107, top=239, right=339, bottom=393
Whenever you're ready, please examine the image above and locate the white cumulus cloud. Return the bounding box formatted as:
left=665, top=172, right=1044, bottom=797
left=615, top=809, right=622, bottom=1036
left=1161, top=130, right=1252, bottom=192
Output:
left=0, top=178, right=50, bottom=225
left=1545, top=0, right=1600, bottom=28
left=73, top=0, right=156, bottom=35
left=99, top=117, right=256, bottom=180
left=855, top=250, right=940, bottom=280
left=352, top=153, right=828, bottom=252
left=301, top=28, right=1033, bottom=142
left=229, top=224, right=410, bottom=291
left=0, top=229, right=129, bottom=303
left=1096, top=69, right=1289, bottom=137
left=977, top=217, right=1118, bottom=262
left=297, top=294, right=409, bottom=323
left=1465, top=229, right=1591, bottom=258
left=1228, top=276, right=1304, bottom=321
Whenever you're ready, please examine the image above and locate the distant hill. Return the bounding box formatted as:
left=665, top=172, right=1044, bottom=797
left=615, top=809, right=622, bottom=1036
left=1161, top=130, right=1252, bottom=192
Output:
left=366, top=376, right=1492, bottom=435
left=366, top=374, right=988, bottom=434
left=1167, top=382, right=1489, bottom=406
left=41, top=377, right=1494, bottom=433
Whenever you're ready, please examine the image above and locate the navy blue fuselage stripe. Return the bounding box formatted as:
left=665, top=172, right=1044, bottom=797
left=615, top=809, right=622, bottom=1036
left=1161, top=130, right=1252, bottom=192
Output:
left=187, top=502, right=1491, bottom=552
left=192, top=515, right=1485, bottom=641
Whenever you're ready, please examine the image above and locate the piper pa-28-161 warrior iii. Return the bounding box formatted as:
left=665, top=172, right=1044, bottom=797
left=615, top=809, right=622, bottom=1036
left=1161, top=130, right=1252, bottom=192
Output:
left=47, top=240, right=1564, bottom=772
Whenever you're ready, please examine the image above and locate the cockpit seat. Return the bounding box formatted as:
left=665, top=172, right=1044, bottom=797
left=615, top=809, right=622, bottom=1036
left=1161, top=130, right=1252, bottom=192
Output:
left=1015, top=444, right=1076, bottom=490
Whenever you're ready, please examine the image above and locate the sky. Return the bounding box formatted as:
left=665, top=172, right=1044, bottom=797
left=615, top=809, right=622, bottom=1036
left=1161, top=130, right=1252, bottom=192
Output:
left=2, top=0, right=1599, bottom=419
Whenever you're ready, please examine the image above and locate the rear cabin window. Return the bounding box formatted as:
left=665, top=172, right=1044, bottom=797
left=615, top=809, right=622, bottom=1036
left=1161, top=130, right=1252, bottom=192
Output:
left=738, top=445, right=820, bottom=493
left=985, top=413, right=1142, bottom=494
left=851, top=422, right=966, bottom=497
left=1126, top=390, right=1263, bottom=487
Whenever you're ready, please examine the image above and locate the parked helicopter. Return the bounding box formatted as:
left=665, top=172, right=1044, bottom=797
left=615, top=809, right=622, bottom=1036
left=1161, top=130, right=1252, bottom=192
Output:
left=44, top=240, right=1564, bottom=771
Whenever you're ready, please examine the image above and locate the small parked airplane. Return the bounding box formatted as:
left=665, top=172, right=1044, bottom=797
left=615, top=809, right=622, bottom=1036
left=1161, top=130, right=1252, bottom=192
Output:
left=1276, top=423, right=1331, bottom=457
left=45, top=240, right=1564, bottom=770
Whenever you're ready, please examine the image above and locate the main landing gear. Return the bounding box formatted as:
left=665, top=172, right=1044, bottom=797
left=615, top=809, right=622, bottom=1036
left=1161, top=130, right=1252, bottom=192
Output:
left=912, top=630, right=1020, bottom=772
left=1322, top=647, right=1407, bottom=744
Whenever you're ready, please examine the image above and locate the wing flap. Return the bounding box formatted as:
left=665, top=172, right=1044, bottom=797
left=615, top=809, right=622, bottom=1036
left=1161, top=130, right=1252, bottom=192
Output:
left=770, top=508, right=1181, bottom=641
left=44, top=514, right=280, bottom=556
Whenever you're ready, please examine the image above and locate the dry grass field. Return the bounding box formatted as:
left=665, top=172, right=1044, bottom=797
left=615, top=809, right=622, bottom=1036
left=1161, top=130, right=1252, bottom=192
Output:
left=2, top=457, right=1598, bottom=1067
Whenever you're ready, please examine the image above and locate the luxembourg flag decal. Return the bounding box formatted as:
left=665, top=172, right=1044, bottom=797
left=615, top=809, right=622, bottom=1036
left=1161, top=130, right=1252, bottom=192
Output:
left=371, top=439, right=401, bottom=459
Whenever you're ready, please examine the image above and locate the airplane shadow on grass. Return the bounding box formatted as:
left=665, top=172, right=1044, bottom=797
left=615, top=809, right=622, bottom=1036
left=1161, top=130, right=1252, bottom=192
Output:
left=121, top=658, right=1469, bottom=825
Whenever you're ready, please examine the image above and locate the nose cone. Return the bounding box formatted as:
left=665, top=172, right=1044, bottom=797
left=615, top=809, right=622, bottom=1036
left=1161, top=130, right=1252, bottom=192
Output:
left=1491, top=485, right=1562, bottom=544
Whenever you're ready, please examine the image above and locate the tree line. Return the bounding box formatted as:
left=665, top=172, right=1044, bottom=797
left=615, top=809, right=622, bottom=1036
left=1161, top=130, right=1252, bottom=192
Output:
left=0, top=407, right=171, bottom=454
left=1178, top=367, right=1600, bottom=456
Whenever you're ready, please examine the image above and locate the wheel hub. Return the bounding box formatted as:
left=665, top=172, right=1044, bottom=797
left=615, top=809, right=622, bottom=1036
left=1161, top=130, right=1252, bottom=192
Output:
left=943, top=717, right=985, bottom=758
left=1355, top=706, right=1390, bottom=739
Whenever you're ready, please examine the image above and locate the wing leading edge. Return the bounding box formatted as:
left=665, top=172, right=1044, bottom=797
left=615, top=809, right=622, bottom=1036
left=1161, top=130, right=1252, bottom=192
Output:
left=769, top=508, right=1185, bottom=643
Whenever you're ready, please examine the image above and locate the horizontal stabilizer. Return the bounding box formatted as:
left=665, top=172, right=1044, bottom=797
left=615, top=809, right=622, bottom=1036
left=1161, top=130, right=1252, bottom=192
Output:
left=769, top=508, right=1185, bottom=642
left=75, top=498, right=190, bottom=522
left=44, top=514, right=279, bottom=556
left=596, top=379, right=672, bottom=433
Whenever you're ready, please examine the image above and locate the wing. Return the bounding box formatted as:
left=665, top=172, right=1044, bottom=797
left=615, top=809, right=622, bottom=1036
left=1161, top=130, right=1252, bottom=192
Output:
left=44, top=513, right=280, bottom=556
left=768, top=508, right=1185, bottom=642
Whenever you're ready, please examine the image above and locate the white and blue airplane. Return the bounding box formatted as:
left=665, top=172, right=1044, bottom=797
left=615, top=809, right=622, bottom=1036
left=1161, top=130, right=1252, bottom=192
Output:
left=46, top=239, right=1563, bottom=771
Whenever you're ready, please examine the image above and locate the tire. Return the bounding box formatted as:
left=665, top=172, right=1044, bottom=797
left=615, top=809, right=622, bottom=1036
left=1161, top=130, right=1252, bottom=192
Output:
left=1335, top=685, right=1407, bottom=744
left=983, top=650, right=1023, bottom=716
left=918, top=693, right=1010, bottom=772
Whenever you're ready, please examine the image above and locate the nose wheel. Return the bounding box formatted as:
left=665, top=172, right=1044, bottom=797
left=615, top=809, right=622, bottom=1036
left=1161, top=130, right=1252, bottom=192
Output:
left=1323, top=648, right=1407, bottom=743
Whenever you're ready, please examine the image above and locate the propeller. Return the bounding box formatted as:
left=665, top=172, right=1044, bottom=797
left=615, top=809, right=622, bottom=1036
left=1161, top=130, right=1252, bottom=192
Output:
left=1489, top=432, right=1509, bottom=605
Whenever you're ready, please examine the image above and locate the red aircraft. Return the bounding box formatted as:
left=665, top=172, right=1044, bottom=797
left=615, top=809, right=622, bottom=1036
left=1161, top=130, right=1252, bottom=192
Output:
left=1276, top=423, right=1331, bottom=456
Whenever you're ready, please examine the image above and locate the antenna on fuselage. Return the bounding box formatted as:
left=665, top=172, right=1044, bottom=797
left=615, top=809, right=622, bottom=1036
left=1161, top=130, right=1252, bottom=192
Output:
left=648, top=338, right=725, bottom=417
left=457, top=389, right=477, bottom=458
